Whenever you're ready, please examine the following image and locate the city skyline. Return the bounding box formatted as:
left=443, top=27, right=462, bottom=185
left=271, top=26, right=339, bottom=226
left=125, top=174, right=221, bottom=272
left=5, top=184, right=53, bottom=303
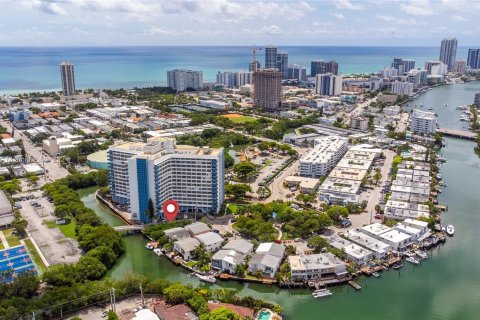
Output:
left=1, top=0, right=479, bottom=46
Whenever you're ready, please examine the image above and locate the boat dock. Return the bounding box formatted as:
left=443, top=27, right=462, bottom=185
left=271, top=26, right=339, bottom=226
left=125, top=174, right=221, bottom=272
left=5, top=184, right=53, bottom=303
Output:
left=348, top=281, right=362, bottom=290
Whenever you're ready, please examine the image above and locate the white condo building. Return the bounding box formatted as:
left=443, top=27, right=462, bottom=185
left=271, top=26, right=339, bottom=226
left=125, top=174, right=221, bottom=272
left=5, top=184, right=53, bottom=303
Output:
left=299, top=136, right=348, bottom=178
left=108, top=138, right=224, bottom=223
left=391, top=81, right=414, bottom=96
left=315, top=73, right=343, bottom=96
left=411, top=109, right=437, bottom=134
left=167, top=69, right=203, bottom=91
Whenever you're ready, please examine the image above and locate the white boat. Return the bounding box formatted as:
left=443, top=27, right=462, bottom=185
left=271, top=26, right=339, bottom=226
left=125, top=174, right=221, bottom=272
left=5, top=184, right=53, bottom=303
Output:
left=195, top=274, right=216, bottom=284
left=312, top=289, right=332, bottom=298
left=446, top=225, right=455, bottom=236
left=372, top=272, right=381, bottom=278
left=145, top=243, right=154, bottom=250
left=405, top=257, right=420, bottom=265
left=153, top=248, right=163, bottom=256
left=415, top=250, right=428, bottom=260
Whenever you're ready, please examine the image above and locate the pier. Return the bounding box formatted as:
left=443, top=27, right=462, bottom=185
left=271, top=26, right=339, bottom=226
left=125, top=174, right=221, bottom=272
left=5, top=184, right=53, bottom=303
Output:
left=437, top=128, right=477, bottom=140
left=348, top=281, right=362, bottom=290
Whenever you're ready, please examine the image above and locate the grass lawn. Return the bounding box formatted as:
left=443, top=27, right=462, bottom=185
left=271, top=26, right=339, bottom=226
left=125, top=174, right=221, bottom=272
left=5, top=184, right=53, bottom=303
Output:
left=221, top=114, right=256, bottom=123
left=0, top=240, right=4, bottom=250
left=58, top=219, right=77, bottom=239
left=43, top=218, right=77, bottom=239
left=4, top=229, right=21, bottom=247
left=226, top=203, right=238, bottom=214
left=23, top=238, right=47, bottom=273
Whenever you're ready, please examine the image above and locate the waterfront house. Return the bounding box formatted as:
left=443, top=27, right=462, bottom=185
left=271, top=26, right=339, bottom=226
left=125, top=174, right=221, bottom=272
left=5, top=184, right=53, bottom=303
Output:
left=212, top=249, right=245, bottom=274
left=248, top=242, right=285, bottom=278
left=173, top=238, right=200, bottom=261
left=255, top=242, right=285, bottom=258
left=195, top=232, right=224, bottom=252
left=377, top=230, right=412, bottom=251
left=326, top=235, right=373, bottom=266
left=185, top=222, right=211, bottom=237
left=212, top=239, right=254, bottom=274
left=288, top=253, right=347, bottom=281
left=248, top=253, right=283, bottom=278
left=154, top=300, right=198, bottom=320
left=207, top=302, right=254, bottom=319
left=344, top=229, right=391, bottom=260
left=164, top=227, right=190, bottom=241
left=222, top=239, right=254, bottom=256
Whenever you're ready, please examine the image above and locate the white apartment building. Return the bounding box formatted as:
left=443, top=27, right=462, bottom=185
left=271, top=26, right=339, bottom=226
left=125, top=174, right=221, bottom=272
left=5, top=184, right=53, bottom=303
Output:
left=108, top=138, right=224, bottom=223
left=391, top=81, right=414, bottom=96
left=379, top=67, right=398, bottom=77
left=315, top=73, right=343, bottom=96
left=167, top=69, right=203, bottom=91
left=288, top=253, right=347, bottom=281
left=299, top=136, right=348, bottom=178
left=350, top=116, right=369, bottom=131
left=411, top=109, right=437, bottom=134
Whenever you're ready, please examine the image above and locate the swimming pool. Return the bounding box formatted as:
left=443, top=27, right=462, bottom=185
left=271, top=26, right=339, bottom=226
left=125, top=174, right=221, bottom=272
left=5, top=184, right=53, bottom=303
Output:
left=257, top=310, right=271, bottom=320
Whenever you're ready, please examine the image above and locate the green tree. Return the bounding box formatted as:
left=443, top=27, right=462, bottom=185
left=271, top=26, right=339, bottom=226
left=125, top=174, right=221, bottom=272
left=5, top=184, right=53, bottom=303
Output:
left=85, top=245, right=117, bottom=269
left=164, top=283, right=194, bottom=304
left=233, top=161, right=256, bottom=181
left=373, top=169, right=382, bottom=186
left=326, top=206, right=349, bottom=222
left=224, top=151, right=234, bottom=168
left=200, top=307, right=241, bottom=320
left=107, top=310, right=120, bottom=320
left=26, top=174, right=39, bottom=186
left=307, top=235, right=329, bottom=253
left=234, top=264, right=246, bottom=277
left=75, top=256, right=108, bottom=281
left=225, top=183, right=251, bottom=199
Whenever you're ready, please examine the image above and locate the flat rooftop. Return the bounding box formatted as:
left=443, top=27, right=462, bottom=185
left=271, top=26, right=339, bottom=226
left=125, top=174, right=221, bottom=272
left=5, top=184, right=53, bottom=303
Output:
left=319, top=177, right=361, bottom=195
left=329, top=167, right=368, bottom=181
left=360, top=223, right=392, bottom=236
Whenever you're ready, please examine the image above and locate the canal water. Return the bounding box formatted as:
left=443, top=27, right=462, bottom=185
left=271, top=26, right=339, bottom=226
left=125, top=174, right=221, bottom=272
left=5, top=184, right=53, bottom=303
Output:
left=78, top=82, right=480, bottom=319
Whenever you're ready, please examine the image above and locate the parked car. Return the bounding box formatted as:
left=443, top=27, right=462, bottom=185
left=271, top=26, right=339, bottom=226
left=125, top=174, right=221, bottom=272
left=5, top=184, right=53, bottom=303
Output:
left=340, top=219, right=352, bottom=228
left=101, top=311, right=108, bottom=318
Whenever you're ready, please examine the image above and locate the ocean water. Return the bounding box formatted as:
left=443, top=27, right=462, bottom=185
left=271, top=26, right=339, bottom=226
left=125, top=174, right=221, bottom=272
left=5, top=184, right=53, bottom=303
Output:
left=0, top=46, right=472, bottom=94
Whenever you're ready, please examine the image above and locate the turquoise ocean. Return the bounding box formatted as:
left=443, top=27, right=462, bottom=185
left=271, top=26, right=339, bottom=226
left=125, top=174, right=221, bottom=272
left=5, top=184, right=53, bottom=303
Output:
left=0, top=46, right=473, bottom=94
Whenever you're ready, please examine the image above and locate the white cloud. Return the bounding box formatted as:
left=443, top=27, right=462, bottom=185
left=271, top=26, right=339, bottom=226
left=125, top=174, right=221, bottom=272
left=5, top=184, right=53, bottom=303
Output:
left=335, top=0, right=362, bottom=10
left=334, top=13, right=345, bottom=19
left=76, top=0, right=155, bottom=13
left=260, top=25, right=282, bottom=35
left=375, top=14, right=422, bottom=25
left=21, top=0, right=67, bottom=15
left=144, top=26, right=172, bottom=36
left=452, top=15, right=468, bottom=22
left=400, top=0, right=435, bottom=16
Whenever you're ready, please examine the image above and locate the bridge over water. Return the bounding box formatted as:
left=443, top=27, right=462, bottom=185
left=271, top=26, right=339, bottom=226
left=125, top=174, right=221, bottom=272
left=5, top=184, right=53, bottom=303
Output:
left=113, top=225, right=146, bottom=232
left=437, top=128, right=477, bottom=140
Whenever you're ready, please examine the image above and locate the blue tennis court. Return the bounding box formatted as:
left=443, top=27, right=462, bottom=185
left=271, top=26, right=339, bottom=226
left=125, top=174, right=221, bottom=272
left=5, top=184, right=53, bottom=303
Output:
left=0, top=245, right=38, bottom=283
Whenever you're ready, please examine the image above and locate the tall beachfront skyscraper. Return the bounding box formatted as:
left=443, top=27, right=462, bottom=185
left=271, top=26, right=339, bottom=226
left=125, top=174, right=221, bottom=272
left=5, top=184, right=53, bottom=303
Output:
left=167, top=69, right=203, bottom=91
left=391, top=58, right=415, bottom=74
left=311, top=60, right=339, bottom=76
left=467, top=49, right=480, bottom=70
left=107, top=138, right=224, bottom=223
left=439, top=37, right=458, bottom=71
left=276, top=52, right=288, bottom=78
left=253, top=69, right=282, bottom=111
left=60, top=61, right=76, bottom=96
left=265, top=45, right=278, bottom=69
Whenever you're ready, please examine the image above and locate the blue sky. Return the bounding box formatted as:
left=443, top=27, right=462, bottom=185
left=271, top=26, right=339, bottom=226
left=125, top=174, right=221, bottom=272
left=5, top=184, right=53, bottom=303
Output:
left=1, top=0, right=479, bottom=46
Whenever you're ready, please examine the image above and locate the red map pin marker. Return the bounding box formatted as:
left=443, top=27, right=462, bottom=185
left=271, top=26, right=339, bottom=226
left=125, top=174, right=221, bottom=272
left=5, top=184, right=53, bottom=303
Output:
left=163, top=199, right=179, bottom=222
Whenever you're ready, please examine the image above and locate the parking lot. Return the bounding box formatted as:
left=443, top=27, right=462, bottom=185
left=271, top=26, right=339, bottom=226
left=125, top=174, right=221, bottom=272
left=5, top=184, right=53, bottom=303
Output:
left=18, top=194, right=81, bottom=265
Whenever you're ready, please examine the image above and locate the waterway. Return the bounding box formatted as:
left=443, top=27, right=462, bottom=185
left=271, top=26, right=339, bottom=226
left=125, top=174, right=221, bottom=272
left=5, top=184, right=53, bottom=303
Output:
left=78, top=83, right=480, bottom=319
